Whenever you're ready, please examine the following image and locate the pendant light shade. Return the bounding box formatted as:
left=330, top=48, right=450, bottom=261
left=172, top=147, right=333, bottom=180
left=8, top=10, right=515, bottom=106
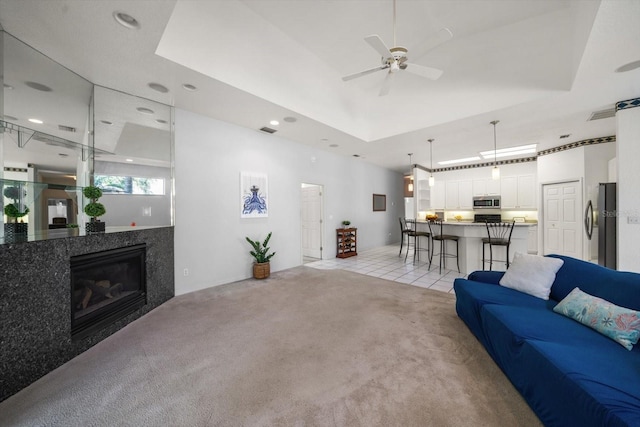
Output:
left=407, top=153, right=414, bottom=192
left=428, top=139, right=435, bottom=187
left=490, top=120, right=500, bottom=180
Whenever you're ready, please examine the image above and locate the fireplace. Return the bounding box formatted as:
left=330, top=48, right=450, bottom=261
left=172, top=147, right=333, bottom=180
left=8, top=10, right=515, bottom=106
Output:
left=71, top=244, right=147, bottom=339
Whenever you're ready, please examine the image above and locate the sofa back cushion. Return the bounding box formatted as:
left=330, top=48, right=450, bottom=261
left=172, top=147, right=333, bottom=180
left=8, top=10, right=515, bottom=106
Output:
left=548, top=254, right=640, bottom=311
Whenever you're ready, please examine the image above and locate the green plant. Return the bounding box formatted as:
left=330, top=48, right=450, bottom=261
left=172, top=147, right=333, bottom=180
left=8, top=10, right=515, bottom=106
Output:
left=83, top=185, right=106, bottom=221
left=342, top=220, right=351, bottom=227
left=245, top=232, right=276, bottom=264
left=3, top=186, right=29, bottom=223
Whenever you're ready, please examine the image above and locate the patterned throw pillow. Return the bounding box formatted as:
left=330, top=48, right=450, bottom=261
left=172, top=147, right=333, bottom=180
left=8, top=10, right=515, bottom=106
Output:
left=553, top=287, right=640, bottom=350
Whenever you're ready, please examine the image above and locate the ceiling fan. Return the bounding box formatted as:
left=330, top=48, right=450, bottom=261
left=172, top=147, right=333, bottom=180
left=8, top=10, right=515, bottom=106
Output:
left=342, top=0, right=453, bottom=96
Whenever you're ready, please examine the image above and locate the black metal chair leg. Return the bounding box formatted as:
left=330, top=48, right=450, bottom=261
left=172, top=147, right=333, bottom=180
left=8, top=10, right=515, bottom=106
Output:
left=456, top=240, right=460, bottom=273
left=489, top=245, right=493, bottom=271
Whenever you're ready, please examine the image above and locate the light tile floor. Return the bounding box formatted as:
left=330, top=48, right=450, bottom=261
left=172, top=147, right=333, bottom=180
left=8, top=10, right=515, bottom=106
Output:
left=305, top=244, right=466, bottom=294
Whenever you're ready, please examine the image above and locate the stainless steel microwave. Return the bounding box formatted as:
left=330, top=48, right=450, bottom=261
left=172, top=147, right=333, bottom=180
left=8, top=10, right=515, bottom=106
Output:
left=473, top=196, right=501, bottom=209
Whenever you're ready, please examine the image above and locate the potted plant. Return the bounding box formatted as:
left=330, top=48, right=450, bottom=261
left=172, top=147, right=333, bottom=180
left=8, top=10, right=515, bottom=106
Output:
left=245, top=231, right=276, bottom=279
left=83, top=185, right=106, bottom=233
left=3, top=185, right=29, bottom=241
left=342, top=220, right=351, bottom=228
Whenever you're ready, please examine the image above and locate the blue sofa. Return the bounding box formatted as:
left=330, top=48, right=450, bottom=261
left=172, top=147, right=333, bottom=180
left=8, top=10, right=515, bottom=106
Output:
left=454, top=255, right=640, bottom=427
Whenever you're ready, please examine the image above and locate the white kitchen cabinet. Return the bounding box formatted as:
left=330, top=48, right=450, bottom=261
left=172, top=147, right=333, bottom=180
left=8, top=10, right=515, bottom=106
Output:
left=445, top=180, right=473, bottom=209
left=430, top=180, right=445, bottom=209
left=501, top=175, right=536, bottom=209
left=501, top=176, right=518, bottom=208
left=473, top=178, right=501, bottom=196
left=459, top=180, right=473, bottom=209
left=445, top=181, right=459, bottom=209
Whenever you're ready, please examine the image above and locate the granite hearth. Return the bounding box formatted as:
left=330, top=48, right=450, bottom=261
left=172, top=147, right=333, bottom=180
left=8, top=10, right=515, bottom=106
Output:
left=0, top=227, right=174, bottom=402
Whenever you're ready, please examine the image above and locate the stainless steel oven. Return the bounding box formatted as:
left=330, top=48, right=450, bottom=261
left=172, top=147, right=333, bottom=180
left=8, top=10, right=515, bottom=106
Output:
left=473, top=196, right=501, bottom=210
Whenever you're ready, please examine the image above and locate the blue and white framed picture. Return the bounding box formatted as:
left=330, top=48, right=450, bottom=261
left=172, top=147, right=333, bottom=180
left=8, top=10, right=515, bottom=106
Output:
left=240, top=172, right=268, bottom=218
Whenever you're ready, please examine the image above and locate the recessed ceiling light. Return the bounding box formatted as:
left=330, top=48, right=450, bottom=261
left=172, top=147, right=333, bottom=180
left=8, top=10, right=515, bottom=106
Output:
left=136, top=107, right=154, bottom=115
left=113, top=11, right=140, bottom=29
left=100, top=120, right=113, bottom=125
left=352, top=154, right=360, bottom=157
left=3, top=84, right=14, bottom=90
left=270, top=120, right=279, bottom=126
left=283, top=116, right=297, bottom=123
left=25, top=81, right=52, bottom=92
left=182, top=83, right=197, bottom=91
left=28, top=118, right=43, bottom=124
left=156, top=119, right=168, bottom=124
left=615, top=60, right=640, bottom=73
left=438, top=156, right=482, bottom=166
left=148, top=83, right=169, bottom=93
left=125, top=158, right=133, bottom=162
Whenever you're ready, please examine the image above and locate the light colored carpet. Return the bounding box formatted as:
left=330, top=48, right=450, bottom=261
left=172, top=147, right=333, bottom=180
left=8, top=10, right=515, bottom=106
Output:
left=0, top=266, right=541, bottom=426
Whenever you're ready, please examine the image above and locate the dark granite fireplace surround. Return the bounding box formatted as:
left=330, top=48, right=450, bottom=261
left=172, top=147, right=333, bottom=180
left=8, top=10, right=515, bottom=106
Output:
left=0, top=227, right=174, bottom=402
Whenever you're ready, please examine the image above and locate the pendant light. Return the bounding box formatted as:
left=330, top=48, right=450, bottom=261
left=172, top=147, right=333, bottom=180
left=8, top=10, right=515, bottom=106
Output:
left=428, top=139, right=435, bottom=187
left=407, top=153, right=414, bottom=192
left=490, top=120, right=500, bottom=180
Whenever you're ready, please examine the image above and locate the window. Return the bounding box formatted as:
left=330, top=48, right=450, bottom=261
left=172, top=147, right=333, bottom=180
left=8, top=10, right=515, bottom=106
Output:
left=94, top=175, right=164, bottom=195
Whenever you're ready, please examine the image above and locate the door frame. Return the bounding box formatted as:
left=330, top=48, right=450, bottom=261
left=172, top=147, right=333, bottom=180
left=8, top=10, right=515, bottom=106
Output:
left=539, top=178, right=584, bottom=259
left=300, top=182, right=324, bottom=261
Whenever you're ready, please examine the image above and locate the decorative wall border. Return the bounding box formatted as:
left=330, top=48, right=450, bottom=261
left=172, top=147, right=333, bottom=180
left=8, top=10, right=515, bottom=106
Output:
left=616, top=97, right=640, bottom=111
left=536, top=135, right=616, bottom=157
left=414, top=135, right=616, bottom=173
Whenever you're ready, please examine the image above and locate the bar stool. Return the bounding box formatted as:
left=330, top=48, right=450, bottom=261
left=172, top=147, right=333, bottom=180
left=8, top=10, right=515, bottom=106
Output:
left=404, top=219, right=431, bottom=265
left=398, top=217, right=412, bottom=256
left=428, top=220, right=460, bottom=274
left=482, top=221, right=515, bottom=270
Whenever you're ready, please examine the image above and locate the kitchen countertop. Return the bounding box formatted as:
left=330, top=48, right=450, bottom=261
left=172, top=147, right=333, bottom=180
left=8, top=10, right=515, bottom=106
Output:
left=415, top=220, right=536, bottom=226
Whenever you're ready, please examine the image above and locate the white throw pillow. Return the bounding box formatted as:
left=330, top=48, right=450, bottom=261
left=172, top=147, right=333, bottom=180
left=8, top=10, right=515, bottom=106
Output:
left=499, top=252, right=564, bottom=300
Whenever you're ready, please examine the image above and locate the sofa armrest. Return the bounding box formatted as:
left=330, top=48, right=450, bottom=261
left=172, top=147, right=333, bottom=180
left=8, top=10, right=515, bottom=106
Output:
left=467, top=270, right=505, bottom=285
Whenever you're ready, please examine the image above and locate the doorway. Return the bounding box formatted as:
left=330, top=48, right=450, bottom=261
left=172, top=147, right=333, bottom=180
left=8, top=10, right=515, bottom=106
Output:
left=542, top=180, right=583, bottom=258
left=301, top=183, right=323, bottom=261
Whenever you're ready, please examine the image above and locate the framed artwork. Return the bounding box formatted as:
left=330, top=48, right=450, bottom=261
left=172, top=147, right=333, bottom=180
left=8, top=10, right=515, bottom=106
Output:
left=373, top=194, right=386, bottom=211
left=241, top=172, right=268, bottom=218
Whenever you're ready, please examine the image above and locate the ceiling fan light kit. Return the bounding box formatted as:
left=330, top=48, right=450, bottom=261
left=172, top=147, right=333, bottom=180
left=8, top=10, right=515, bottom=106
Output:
left=341, top=0, right=452, bottom=96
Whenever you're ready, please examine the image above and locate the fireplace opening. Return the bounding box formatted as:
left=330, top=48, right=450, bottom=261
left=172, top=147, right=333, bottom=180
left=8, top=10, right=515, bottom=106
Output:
left=71, top=244, right=147, bottom=340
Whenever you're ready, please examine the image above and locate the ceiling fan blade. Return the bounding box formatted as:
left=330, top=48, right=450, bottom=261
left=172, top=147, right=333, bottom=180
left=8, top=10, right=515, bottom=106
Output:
left=342, top=64, right=388, bottom=81
left=379, top=72, right=394, bottom=97
left=410, top=28, right=453, bottom=60
left=404, top=62, right=444, bottom=80
left=364, top=34, right=393, bottom=58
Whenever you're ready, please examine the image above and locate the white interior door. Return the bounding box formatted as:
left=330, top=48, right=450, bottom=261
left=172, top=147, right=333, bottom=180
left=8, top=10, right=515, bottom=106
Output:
left=301, top=184, right=323, bottom=259
left=543, top=181, right=582, bottom=258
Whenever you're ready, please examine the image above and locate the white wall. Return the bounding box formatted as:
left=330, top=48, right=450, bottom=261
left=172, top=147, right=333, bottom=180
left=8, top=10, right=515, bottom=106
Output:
left=174, top=109, right=404, bottom=295
left=617, top=106, right=640, bottom=272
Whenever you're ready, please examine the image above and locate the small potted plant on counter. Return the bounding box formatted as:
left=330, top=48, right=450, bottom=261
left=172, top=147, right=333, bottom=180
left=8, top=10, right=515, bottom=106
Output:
left=245, top=231, right=276, bottom=279
left=342, top=220, right=351, bottom=228
left=83, top=185, right=106, bottom=233
left=3, top=185, right=29, bottom=242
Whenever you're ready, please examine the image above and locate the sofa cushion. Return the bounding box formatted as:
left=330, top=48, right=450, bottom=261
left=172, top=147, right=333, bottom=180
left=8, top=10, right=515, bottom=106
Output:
left=480, top=304, right=640, bottom=427
left=548, top=255, right=640, bottom=310
left=498, top=252, right=564, bottom=300
left=553, top=287, right=640, bottom=350
left=453, top=278, right=552, bottom=347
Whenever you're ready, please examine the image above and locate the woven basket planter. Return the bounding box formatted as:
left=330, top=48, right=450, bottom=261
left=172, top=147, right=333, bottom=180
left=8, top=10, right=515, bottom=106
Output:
left=253, top=262, right=270, bottom=279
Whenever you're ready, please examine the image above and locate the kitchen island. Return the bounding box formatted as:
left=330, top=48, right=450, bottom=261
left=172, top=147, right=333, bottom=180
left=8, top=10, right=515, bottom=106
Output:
left=414, top=221, right=536, bottom=275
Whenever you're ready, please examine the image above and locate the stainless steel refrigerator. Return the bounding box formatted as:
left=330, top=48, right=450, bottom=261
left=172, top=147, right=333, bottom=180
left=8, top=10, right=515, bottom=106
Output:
left=598, top=183, right=616, bottom=269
